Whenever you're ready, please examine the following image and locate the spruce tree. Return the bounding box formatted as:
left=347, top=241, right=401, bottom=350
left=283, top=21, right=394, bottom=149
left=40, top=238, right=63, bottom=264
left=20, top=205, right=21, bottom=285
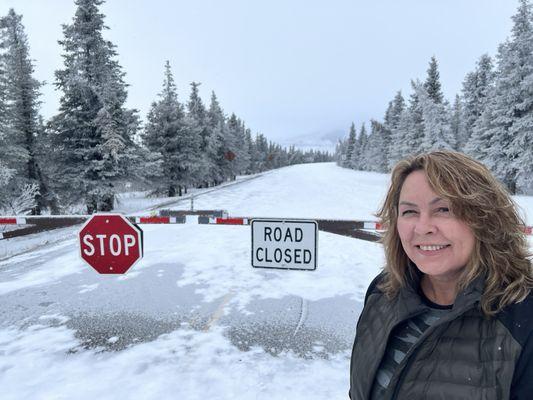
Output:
left=228, top=117, right=251, bottom=175
left=205, top=91, right=226, bottom=184
left=388, top=108, right=412, bottom=169
left=472, top=0, right=533, bottom=193
left=384, top=91, right=405, bottom=131
left=461, top=54, right=495, bottom=150
left=403, top=80, right=425, bottom=155
left=384, top=101, right=394, bottom=131
left=451, top=95, right=467, bottom=150
left=345, top=122, right=357, bottom=168
left=508, top=0, right=533, bottom=194
left=50, top=0, right=140, bottom=212
left=418, top=86, right=455, bottom=152
left=336, top=139, right=347, bottom=167
left=243, top=128, right=254, bottom=174
left=386, top=91, right=406, bottom=170
left=226, top=113, right=244, bottom=179
left=143, top=61, right=197, bottom=197
left=357, top=123, right=368, bottom=170
left=186, top=82, right=210, bottom=187
left=237, top=123, right=252, bottom=174
left=0, top=10, right=54, bottom=214
left=367, top=120, right=389, bottom=172
left=424, top=56, right=444, bottom=104
left=255, top=133, right=269, bottom=172
left=187, top=82, right=208, bottom=145
left=349, top=135, right=359, bottom=170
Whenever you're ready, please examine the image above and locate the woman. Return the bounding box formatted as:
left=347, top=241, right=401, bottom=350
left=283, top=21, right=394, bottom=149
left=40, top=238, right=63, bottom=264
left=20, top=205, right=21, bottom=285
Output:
left=349, top=150, right=533, bottom=400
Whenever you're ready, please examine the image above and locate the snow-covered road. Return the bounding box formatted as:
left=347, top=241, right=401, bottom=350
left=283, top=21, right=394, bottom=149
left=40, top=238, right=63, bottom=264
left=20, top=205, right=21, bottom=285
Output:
left=1, top=162, right=531, bottom=399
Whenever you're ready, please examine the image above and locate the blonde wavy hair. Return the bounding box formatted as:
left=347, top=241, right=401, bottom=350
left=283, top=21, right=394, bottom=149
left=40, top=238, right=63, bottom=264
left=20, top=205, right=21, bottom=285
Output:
left=376, top=150, right=533, bottom=316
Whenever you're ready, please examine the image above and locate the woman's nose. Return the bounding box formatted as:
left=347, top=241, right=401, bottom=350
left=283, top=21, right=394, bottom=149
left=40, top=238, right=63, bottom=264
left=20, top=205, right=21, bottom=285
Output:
left=414, top=213, right=436, bottom=235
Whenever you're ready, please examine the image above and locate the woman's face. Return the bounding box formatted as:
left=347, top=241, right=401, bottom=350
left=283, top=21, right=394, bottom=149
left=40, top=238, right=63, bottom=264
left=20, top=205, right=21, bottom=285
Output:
left=396, top=170, right=476, bottom=282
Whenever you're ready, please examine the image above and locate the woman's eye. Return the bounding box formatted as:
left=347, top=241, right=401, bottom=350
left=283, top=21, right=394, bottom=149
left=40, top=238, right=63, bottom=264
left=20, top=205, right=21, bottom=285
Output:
left=401, top=210, right=415, bottom=216
left=437, top=207, right=449, bottom=213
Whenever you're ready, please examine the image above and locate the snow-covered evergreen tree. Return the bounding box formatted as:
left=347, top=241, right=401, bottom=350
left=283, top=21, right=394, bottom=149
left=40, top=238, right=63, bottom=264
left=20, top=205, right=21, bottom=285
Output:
left=187, top=82, right=208, bottom=147
left=451, top=95, right=467, bottom=150
left=49, top=0, right=140, bottom=213
left=205, top=91, right=227, bottom=184
left=349, top=127, right=361, bottom=170
left=508, top=0, right=533, bottom=194
left=402, top=80, right=425, bottom=155
left=186, top=81, right=210, bottom=187
left=226, top=113, right=245, bottom=179
left=236, top=122, right=252, bottom=174
left=384, top=101, right=394, bottom=131
left=424, top=56, right=444, bottom=104
left=335, top=138, right=347, bottom=167
left=378, top=94, right=402, bottom=172
left=356, top=123, right=368, bottom=170
left=0, top=10, right=51, bottom=214
left=234, top=119, right=251, bottom=174
left=461, top=54, right=495, bottom=151
left=418, top=85, right=455, bottom=151
left=386, top=91, right=408, bottom=170
left=471, top=0, right=533, bottom=193
left=388, top=107, right=415, bottom=169
left=253, top=133, right=268, bottom=172
left=344, top=122, right=357, bottom=168
left=384, top=91, right=405, bottom=131
left=366, top=120, right=389, bottom=172
left=143, top=61, right=198, bottom=196
left=243, top=127, right=254, bottom=174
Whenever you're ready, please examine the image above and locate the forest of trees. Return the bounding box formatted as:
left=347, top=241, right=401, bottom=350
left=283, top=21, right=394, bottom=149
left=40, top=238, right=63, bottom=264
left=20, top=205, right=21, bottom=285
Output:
left=0, top=0, right=331, bottom=215
left=336, top=0, right=533, bottom=196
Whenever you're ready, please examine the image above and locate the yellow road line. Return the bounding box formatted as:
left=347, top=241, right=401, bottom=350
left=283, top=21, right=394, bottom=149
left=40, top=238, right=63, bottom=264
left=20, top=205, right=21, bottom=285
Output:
left=202, top=290, right=235, bottom=331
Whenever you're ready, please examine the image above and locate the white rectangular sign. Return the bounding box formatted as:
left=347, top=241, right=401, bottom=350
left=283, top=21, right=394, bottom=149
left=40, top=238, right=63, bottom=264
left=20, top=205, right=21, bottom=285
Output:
left=251, top=219, right=318, bottom=270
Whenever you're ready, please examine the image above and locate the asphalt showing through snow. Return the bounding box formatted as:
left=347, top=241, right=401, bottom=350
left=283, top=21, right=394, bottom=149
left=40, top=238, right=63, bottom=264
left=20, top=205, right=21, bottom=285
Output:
left=0, top=240, right=362, bottom=358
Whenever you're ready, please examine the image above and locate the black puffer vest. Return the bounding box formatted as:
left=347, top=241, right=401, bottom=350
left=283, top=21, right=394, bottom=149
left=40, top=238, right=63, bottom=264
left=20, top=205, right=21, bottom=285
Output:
left=349, top=270, right=533, bottom=400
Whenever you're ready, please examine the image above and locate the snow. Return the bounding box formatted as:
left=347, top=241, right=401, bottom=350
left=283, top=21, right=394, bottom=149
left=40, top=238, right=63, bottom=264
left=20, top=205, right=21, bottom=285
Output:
left=0, top=225, right=77, bottom=261
left=171, top=162, right=390, bottom=220
left=0, top=323, right=350, bottom=400
left=0, top=162, right=532, bottom=399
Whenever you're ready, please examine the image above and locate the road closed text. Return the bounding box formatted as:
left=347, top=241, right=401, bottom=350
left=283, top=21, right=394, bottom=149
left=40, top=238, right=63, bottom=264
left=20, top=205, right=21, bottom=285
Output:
left=255, top=247, right=312, bottom=264
left=251, top=220, right=317, bottom=270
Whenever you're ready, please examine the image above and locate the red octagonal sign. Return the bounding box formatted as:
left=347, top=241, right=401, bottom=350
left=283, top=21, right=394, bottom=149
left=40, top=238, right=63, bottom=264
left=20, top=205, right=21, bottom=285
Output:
left=79, top=214, right=143, bottom=274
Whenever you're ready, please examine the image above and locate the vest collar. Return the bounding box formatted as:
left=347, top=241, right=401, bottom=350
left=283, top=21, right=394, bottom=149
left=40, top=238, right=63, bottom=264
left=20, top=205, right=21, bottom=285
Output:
left=395, top=261, right=485, bottom=320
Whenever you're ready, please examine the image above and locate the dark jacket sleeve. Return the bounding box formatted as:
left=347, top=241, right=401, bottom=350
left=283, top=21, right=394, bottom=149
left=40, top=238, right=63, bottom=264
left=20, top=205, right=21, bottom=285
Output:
left=499, top=291, right=533, bottom=400
left=510, top=329, right=533, bottom=399
left=349, top=272, right=385, bottom=399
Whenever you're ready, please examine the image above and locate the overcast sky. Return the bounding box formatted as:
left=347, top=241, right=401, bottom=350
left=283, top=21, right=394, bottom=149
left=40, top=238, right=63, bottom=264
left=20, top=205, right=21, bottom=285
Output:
left=0, top=0, right=519, bottom=143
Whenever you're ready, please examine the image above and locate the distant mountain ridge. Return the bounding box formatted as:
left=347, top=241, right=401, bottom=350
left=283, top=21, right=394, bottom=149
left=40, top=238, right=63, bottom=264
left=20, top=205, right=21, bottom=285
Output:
left=277, top=129, right=345, bottom=153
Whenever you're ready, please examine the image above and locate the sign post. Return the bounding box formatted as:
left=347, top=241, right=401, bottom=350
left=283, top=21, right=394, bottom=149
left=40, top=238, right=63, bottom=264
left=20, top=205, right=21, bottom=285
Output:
left=78, top=214, right=143, bottom=274
left=251, top=219, right=318, bottom=270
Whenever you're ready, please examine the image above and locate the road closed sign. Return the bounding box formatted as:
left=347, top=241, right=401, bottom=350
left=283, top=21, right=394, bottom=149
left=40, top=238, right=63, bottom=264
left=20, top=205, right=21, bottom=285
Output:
left=251, top=219, right=318, bottom=270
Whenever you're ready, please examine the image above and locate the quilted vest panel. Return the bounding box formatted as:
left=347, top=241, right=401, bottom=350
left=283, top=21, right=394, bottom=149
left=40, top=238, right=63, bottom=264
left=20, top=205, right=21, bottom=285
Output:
left=350, top=292, right=522, bottom=400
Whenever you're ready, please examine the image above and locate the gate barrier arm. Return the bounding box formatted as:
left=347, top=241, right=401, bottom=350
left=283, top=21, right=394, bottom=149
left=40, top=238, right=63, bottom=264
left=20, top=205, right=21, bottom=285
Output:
left=1, top=212, right=532, bottom=243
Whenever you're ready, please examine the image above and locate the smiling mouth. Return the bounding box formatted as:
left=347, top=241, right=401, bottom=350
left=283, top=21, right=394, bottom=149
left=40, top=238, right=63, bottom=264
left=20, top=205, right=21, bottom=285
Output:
left=416, top=244, right=451, bottom=251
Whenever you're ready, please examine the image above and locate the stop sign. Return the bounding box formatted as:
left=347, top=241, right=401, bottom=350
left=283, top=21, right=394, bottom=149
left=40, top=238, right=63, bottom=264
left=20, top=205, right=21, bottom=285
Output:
left=78, top=214, right=143, bottom=274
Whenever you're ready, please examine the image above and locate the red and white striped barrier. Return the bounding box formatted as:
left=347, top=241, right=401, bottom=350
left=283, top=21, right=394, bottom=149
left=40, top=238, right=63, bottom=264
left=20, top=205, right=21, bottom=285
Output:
left=0, top=217, right=27, bottom=225
left=1, top=214, right=533, bottom=240
left=363, top=221, right=384, bottom=231
left=215, top=217, right=249, bottom=225
left=134, top=216, right=181, bottom=224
